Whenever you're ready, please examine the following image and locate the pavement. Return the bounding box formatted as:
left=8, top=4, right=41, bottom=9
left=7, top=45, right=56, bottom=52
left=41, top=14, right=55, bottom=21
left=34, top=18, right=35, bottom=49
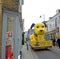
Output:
left=21, top=44, right=37, bottom=59
left=52, top=46, right=60, bottom=51
left=49, top=46, right=60, bottom=54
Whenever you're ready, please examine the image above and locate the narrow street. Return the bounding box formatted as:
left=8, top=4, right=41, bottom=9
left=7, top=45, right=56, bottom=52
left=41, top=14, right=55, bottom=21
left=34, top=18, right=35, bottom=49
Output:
left=1, top=0, right=60, bottom=59
left=19, top=44, right=60, bottom=59
left=33, top=47, right=60, bottom=59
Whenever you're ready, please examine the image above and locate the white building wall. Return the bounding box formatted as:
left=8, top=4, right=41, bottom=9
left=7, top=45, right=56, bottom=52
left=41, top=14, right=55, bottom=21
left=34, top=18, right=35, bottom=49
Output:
left=46, top=10, right=60, bottom=39
left=50, top=18, right=55, bottom=30
left=46, top=20, right=52, bottom=32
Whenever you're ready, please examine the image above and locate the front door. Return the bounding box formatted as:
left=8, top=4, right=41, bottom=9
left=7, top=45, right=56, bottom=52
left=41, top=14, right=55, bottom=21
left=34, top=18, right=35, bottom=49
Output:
left=2, top=9, right=20, bottom=59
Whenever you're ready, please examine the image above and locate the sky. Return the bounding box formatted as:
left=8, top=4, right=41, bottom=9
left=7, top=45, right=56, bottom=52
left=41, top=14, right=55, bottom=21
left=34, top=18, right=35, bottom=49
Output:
left=22, top=0, right=60, bottom=31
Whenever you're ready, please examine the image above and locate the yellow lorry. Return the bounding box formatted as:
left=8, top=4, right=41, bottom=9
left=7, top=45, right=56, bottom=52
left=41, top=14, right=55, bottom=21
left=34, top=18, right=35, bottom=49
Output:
left=29, top=23, right=52, bottom=49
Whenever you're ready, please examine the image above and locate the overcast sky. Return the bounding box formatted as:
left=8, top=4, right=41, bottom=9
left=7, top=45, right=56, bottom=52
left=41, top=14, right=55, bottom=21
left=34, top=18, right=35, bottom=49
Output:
left=22, top=0, right=60, bottom=31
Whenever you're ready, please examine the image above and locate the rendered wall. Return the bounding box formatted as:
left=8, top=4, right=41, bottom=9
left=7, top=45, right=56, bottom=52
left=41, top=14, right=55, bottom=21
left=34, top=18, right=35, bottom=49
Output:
left=0, top=0, right=2, bottom=58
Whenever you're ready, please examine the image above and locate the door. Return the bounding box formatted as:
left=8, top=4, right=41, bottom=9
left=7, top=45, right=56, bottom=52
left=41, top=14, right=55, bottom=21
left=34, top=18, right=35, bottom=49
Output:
left=2, top=9, right=21, bottom=59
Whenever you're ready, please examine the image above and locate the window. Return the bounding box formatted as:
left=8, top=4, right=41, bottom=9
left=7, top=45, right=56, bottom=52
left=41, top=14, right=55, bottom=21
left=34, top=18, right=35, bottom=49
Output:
left=55, top=18, right=57, bottom=27
left=59, top=15, right=60, bottom=19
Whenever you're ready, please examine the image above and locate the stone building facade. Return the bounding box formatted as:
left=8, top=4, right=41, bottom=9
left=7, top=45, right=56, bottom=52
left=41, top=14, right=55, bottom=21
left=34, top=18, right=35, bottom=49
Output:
left=0, top=0, right=24, bottom=59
